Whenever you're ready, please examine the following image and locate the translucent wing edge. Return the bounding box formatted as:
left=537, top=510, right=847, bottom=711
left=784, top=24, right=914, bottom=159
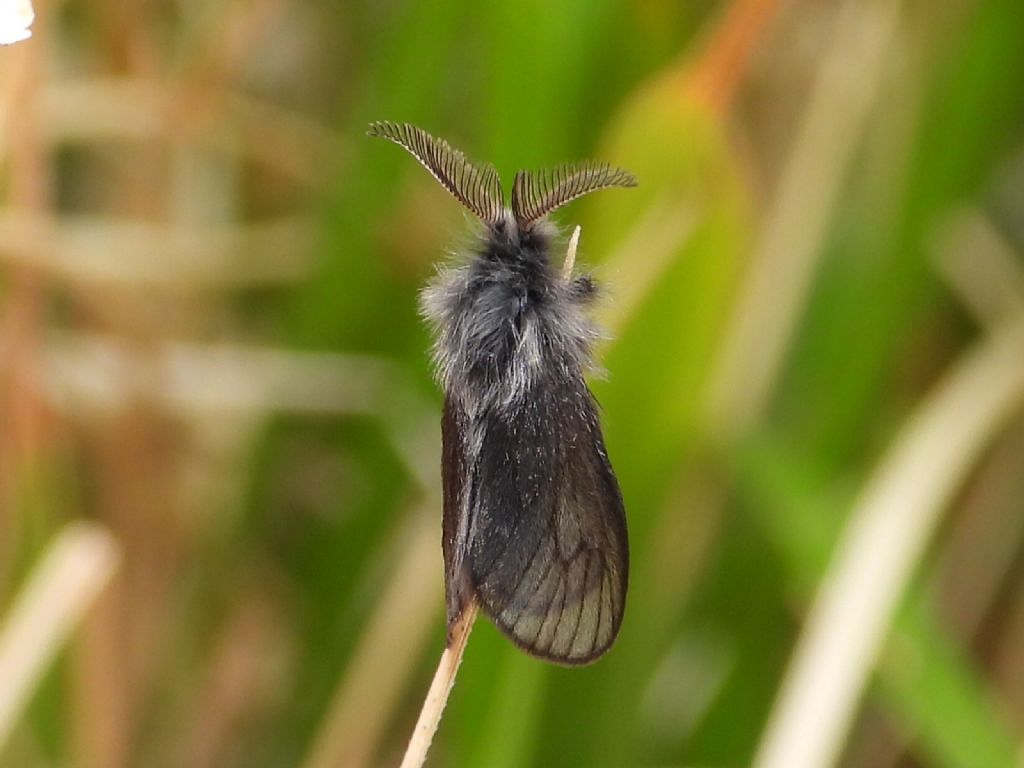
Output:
left=484, top=544, right=627, bottom=666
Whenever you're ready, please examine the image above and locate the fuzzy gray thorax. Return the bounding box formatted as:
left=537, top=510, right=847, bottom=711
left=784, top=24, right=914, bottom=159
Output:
left=420, top=214, right=601, bottom=414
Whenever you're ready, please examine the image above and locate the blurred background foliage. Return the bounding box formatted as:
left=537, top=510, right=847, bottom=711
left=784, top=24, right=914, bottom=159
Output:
left=2, top=0, right=1024, bottom=767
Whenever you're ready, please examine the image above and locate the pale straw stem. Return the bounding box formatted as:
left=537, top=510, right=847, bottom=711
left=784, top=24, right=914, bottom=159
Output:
left=0, top=522, right=120, bottom=755
left=753, top=312, right=1024, bottom=768
left=399, top=601, right=478, bottom=768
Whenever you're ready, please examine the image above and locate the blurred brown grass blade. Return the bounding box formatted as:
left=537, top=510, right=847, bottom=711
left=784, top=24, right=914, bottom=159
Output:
left=302, top=511, right=443, bottom=768
left=36, top=336, right=397, bottom=417
left=688, top=0, right=785, bottom=115
left=932, top=208, right=1024, bottom=329
left=990, top=545, right=1024, bottom=761
left=0, top=212, right=316, bottom=286
left=172, top=0, right=287, bottom=131
left=754, top=310, right=1024, bottom=768
left=704, top=0, right=903, bottom=438
left=180, top=584, right=293, bottom=768
left=0, top=0, right=52, bottom=502
left=39, top=79, right=344, bottom=184
left=0, top=522, right=121, bottom=756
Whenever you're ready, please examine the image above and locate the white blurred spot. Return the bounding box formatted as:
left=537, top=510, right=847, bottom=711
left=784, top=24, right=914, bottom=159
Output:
left=0, top=0, right=34, bottom=45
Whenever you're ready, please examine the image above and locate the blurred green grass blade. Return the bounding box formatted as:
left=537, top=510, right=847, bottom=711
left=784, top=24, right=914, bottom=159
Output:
left=740, top=437, right=1021, bottom=768
left=679, top=514, right=792, bottom=765
left=785, top=0, right=1024, bottom=465
left=288, top=0, right=470, bottom=354
left=589, top=72, right=751, bottom=521
left=4, top=461, right=85, bottom=763
left=525, top=61, right=753, bottom=767
left=258, top=1, right=475, bottom=757
left=480, top=0, right=616, bottom=175
left=739, top=0, right=1024, bottom=753
left=465, top=650, right=547, bottom=768
left=881, top=599, right=1021, bottom=768
left=444, top=622, right=530, bottom=763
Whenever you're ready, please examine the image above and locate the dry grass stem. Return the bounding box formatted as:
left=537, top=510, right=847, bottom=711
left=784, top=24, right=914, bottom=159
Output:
left=0, top=522, right=121, bottom=756
left=753, top=311, right=1024, bottom=768
left=35, top=335, right=398, bottom=417
left=705, top=0, right=903, bottom=436
left=0, top=211, right=315, bottom=286
left=563, top=225, right=581, bottom=280
left=932, top=208, right=1024, bottom=329
left=41, top=79, right=344, bottom=183
left=399, top=600, right=479, bottom=768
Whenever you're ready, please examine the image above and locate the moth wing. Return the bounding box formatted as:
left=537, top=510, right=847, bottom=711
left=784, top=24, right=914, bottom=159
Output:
left=441, top=395, right=475, bottom=636
left=468, top=374, right=628, bottom=665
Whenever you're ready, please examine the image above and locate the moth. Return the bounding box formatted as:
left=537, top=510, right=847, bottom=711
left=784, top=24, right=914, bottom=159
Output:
left=369, top=122, right=633, bottom=664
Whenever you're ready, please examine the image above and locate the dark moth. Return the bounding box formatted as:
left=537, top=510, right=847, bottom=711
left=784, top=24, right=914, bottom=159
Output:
left=369, top=122, right=633, bottom=664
